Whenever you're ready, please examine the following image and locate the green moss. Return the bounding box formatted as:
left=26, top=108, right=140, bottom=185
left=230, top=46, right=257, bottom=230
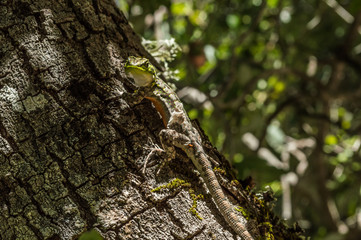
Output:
left=151, top=178, right=191, bottom=192
left=231, top=179, right=239, bottom=185
left=259, top=222, right=274, bottom=240
left=235, top=206, right=249, bottom=219
left=151, top=178, right=205, bottom=220
left=189, top=189, right=204, bottom=220
left=213, top=167, right=226, bottom=175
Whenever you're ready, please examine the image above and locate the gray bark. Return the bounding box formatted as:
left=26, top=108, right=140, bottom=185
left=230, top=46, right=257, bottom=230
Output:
left=0, top=0, right=298, bottom=239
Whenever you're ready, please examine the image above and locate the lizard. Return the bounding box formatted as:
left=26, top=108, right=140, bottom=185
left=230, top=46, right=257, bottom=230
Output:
left=123, top=56, right=254, bottom=240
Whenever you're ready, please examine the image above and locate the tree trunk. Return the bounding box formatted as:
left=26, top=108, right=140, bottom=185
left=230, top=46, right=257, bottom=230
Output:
left=0, top=0, right=301, bottom=239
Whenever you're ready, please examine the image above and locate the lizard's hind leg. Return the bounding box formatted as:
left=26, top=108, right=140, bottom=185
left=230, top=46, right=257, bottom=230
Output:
left=142, top=142, right=166, bottom=174
left=142, top=131, right=185, bottom=174
left=154, top=128, right=192, bottom=174
left=143, top=126, right=193, bottom=175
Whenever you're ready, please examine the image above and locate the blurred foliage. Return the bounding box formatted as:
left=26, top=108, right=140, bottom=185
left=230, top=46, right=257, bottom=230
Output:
left=116, top=0, right=361, bottom=239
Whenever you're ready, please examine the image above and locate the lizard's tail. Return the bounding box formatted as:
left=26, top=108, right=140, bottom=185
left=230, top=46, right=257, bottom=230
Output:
left=166, top=128, right=255, bottom=239
left=195, top=151, right=255, bottom=240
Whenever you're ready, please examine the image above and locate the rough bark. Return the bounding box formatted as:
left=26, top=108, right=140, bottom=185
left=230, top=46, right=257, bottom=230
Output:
left=0, top=0, right=301, bottom=240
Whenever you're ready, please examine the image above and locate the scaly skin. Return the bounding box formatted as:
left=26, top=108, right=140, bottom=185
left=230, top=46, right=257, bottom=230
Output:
left=124, top=56, right=254, bottom=240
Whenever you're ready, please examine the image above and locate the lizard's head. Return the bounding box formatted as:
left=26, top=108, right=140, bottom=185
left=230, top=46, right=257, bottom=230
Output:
left=124, top=56, right=157, bottom=87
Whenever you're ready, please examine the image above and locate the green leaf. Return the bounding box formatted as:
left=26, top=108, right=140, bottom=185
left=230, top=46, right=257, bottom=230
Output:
left=267, top=0, right=279, bottom=8
left=226, top=14, right=240, bottom=29
left=78, top=230, right=103, bottom=240
left=325, top=134, right=338, bottom=145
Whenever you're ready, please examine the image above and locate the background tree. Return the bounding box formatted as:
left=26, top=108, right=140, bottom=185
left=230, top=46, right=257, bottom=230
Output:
left=0, top=0, right=303, bottom=239
left=119, top=0, right=361, bottom=239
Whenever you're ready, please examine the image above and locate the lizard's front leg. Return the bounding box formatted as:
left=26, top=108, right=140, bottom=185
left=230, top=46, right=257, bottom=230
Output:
left=121, top=87, right=150, bottom=106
